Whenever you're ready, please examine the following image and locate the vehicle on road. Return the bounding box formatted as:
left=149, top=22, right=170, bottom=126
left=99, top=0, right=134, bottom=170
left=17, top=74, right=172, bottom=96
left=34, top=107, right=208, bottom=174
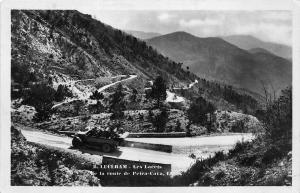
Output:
left=72, top=127, right=129, bottom=153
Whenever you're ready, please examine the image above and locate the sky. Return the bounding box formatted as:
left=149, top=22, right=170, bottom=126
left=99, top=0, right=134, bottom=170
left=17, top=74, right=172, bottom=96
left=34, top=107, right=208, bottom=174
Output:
left=79, top=10, right=292, bottom=46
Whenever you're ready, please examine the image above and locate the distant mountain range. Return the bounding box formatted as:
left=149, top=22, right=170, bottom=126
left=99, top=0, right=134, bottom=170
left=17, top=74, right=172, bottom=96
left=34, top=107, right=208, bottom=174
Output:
left=146, top=31, right=292, bottom=95
left=221, top=35, right=292, bottom=60
left=125, top=30, right=161, bottom=40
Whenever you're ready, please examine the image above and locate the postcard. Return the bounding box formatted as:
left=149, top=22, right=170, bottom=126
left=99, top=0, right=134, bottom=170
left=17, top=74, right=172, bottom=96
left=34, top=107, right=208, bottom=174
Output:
left=1, top=0, right=299, bottom=192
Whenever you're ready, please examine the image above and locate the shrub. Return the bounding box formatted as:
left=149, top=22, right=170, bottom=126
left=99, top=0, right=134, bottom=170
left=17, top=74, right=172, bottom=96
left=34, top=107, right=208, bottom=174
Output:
left=262, top=145, right=282, bottom=165
left=172, top=150, right=226, bottom=186
left=22, top=83, right=56, bottom=121
left=214, top=151, right=225, bottom=162
left=239, top=170, right=252, bottom=185
left=231, top=120, right=245, bottom=133
left=89, top=90, right=104, bottom=100
left=151, top=108, right=168, bottom=132
left=130, top=88, right=138, bottom=102
left=263, top=87, right=292, bottom=151
left=238, top=153, right=257, bottom=166
left=88, top=101, right=104, bottom=114
left=187, top=97, right=215, bottom=131
left=174, top=120, right=183, bottom=132
left=201, top=174, right=213, bottom=186
left=11, top=62, right=36, bottom=87
left=147, top=110, right=154, bottom=122
left=228, top=141, right=251, bottom=157
left=139, top=113, right=144, bottom=121
left=11, top=126, right=101, bottom=186
left=215, top=171, right=225, bottom=180
left=55, top=84, right=73, bottom=102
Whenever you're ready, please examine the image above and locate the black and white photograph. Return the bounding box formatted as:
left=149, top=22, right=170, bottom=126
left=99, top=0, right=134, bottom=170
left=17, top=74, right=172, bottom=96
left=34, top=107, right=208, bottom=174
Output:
left=0, top=0, right=299, bottom=191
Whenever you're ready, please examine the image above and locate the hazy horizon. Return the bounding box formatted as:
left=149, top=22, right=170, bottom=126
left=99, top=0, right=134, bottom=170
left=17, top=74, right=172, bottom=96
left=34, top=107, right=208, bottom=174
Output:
left=79, top=10, right=292, bottom=46
left=122, top=29, right=291, bottom=46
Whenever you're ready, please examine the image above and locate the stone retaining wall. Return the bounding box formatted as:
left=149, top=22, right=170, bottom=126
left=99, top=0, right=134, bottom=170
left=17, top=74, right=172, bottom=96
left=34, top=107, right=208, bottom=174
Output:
left=123, top=140, right=172, bottom=153
left=128, top=132, right=186, bottom=138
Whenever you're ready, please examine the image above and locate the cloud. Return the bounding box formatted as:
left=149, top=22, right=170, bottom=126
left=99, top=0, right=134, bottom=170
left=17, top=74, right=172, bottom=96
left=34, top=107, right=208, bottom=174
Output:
left=179, top=18, right=222, bottom=27
left=82, top=10, right=292, bottom=45
left=157, top=13, right=176, bottom=22
left=261, top=12, right=291, bottom=21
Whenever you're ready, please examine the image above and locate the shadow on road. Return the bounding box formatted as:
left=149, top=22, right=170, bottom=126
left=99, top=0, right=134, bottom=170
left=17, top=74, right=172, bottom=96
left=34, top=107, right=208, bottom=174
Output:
left=69, top=146, right=123, bottom=157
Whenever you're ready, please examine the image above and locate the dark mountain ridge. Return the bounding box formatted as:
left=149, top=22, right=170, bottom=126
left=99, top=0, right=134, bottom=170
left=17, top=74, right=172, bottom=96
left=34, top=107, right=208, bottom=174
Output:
left=146, top=31, right=292, bottom=95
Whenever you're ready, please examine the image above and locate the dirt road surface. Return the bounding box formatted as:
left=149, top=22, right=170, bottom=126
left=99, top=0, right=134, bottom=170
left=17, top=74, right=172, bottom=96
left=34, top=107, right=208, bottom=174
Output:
left=21, top=129, right=252, bottom=175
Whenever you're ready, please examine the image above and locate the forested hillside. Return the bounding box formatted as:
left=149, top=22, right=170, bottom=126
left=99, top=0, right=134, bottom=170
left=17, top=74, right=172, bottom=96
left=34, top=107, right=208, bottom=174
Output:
left=11, top=10, right=261, bottom=114
left=146, top=32, right=292, bottom=95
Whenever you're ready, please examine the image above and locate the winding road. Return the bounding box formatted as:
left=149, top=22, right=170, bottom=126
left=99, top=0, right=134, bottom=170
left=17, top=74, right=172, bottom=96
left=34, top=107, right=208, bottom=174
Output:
left=21, top=128, right=252, bottom=175
left=52, top=75, right=137, bottom=109
left=39, top=77, right=253, bottom=175
left=97, top=75, right=137, bottom=92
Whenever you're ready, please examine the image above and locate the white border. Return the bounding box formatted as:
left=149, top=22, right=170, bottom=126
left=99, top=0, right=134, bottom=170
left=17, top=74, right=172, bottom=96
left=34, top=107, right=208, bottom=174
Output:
left=292, top=1, right=300, bottom=193
left=1, top=0, right=299, bottom=193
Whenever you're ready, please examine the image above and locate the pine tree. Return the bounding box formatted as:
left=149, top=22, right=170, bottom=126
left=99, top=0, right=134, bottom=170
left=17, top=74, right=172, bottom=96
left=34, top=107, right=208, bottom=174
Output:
left=206, top=103, right=216, bottom=133
left=149, top=76, right=167, bottom=108
left=152, top=108, right=168, bottom=132
left=90, top=90, right=104, bottom=100
left=187, top=96, right=215, bottom=127
left=109, top=84, right=126, bottom=120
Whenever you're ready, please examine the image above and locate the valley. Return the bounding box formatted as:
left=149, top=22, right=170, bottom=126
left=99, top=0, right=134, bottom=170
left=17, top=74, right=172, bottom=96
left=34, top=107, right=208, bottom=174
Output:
left=10, top=9, right=292, bottom=187
left=146, top=32, right=292, bottom=95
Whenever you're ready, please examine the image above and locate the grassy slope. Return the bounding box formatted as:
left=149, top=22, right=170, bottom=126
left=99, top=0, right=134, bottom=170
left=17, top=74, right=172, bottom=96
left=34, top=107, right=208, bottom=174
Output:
left=172, top=87, right=292, bottom=186
left=173, top=138, right=292, bottom=186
